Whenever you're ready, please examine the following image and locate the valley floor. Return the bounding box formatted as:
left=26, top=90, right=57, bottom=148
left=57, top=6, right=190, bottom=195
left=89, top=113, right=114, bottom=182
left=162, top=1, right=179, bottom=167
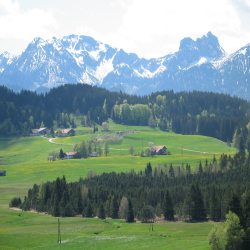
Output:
left=0, top=122, right=235, bottom=249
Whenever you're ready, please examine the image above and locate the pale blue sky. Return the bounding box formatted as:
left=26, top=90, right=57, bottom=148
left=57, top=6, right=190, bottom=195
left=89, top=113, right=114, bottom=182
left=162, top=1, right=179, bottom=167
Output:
left=0, top=0, right=250, bottom=58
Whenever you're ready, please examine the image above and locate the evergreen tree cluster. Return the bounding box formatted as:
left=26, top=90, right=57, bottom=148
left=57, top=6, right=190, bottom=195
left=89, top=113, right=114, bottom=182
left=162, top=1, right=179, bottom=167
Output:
left=11, top=153, right=250, bottom=223
left=0, top=84, right=249, bottom=143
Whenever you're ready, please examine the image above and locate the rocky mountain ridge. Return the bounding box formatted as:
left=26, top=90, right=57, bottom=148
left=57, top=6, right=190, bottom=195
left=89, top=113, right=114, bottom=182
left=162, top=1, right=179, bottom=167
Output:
left=0, top=32, right=249, bottom=99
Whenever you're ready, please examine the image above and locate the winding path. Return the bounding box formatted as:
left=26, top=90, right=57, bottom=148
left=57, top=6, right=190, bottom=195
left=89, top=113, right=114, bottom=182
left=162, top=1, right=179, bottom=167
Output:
left=48, top=138, right=72, bottom=146
left=181, top=148, right=220, bottom=155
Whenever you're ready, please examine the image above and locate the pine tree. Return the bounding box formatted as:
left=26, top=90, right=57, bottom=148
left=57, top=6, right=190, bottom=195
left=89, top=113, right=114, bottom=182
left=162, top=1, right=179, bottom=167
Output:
left=88, top=141, right=92, bottom=155
left=126, top=197, right=134, bottom=222
left=189, top=182, right=206, bottom=220
left=85, top=203, right=93, bottom=217
left=213, top=155, right=217, bottom=164
left=145, top=162, right=152, bottom=176
left=59, top=148, right=64, bottom=159
left=52, top=193, right=60, bottom=217
left=111, top=195, right=119, bottom=219
left=186, top=164, right=191, bottom=175
left=228, top=192, right=242, bottom=224
left=209, top=183, right=219, bottom=221
left=54, top=177, right=62, bottom=202
left=195, top=181, right=206, bottom=220
left=198, top=161, right=203, bottom=174
left=98, top=203, right=106, bottom=219
left=162, top=189, right=174, bottom=220
left=60, top=190, right=68, bottom=217
left=169, top=164, right=175, bottom=178
left=239, top=136, right=245, bottom=155
left=104, top=140, right=109, bottom=156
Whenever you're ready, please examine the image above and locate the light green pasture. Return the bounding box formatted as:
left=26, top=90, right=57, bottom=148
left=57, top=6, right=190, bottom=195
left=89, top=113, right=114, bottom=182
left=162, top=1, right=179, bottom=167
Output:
left=0, top=122, right=234, bottom=249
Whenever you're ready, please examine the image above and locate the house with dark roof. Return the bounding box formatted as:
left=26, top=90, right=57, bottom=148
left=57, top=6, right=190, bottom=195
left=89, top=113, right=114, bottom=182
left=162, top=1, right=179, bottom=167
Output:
left=60, top=128, right=75, bottom=137
left=64, top=152, right=80, bottom=159
left=0, top=170, right=6, bottom=176
left=30, top=127, right=47, bottom=136
left=150, top=146, right=167, bottom=155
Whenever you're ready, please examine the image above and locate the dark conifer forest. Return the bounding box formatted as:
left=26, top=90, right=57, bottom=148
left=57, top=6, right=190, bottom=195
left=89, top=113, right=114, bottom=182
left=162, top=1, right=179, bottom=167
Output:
left=1, top=83, right=250, bottom=146
left=10, top=153, right=250, bottom=226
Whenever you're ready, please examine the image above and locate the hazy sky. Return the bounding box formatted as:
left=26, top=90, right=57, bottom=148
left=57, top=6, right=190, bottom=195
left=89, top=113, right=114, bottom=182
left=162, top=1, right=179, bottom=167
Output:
left=0, top=0, right=250, bottom=58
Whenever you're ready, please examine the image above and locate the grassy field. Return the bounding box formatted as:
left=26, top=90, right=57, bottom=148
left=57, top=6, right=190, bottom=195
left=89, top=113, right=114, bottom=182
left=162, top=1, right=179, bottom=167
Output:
left=0, top=121, right=235, bottom=249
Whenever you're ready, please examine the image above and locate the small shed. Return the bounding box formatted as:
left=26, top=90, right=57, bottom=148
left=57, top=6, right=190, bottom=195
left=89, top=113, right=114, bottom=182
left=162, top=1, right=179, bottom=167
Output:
left=0, top=170, right=6, bottom=176
left=64, top=152, right=80, bottom=159
left=90, top=152, right=98, bottom=157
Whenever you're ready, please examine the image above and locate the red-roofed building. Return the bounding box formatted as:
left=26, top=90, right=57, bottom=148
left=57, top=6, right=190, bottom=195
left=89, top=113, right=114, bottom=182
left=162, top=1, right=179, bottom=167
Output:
left=150, top=146, right=167, bottom=155
left=64, top=152, right=80, bottom=159
left=60, top=128, right=75, bottom=137
left=30, top=127, right=47, bottom=136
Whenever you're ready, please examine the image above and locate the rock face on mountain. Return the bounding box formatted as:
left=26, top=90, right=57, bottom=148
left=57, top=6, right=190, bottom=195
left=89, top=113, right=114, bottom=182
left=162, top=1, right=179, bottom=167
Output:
left=0, top=32, right=249, bottom=99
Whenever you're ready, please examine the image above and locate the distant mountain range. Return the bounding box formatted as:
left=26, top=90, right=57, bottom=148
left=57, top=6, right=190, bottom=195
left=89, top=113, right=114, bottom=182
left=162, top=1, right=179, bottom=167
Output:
left=0, top=32, right=249, bottom=99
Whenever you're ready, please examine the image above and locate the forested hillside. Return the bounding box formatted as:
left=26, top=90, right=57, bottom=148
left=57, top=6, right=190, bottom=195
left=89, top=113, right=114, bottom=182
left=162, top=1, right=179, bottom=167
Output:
left=11, top=153, right=250, bottom=225
left=0, top=84, right=249, bottom=145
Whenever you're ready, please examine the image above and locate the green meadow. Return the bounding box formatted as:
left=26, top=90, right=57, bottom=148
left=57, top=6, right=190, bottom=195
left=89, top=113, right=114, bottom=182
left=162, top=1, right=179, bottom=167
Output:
left=0, top=121, right=236, bottom=249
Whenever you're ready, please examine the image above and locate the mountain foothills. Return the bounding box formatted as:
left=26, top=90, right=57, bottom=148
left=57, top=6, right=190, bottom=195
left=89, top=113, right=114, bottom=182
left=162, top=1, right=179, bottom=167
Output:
left=0, top=32, right=250, bottom=99
left=1, top=84, right=250, bottom=152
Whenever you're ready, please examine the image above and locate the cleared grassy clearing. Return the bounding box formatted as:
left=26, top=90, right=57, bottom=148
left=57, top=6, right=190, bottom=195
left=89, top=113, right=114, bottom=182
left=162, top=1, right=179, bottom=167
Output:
left=0, top=206, right=215, bottom=250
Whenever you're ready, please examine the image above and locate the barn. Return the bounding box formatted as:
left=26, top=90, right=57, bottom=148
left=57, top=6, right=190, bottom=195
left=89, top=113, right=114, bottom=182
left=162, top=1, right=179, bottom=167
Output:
left=60, top=129, right=75, bottom=137
left=150, top=146, right=167, bottom=155
left=30, top=128, right=47, bottom=136
left=64, top=152, right=80, bottom=159
left=0, top=170, right=6, bottom=176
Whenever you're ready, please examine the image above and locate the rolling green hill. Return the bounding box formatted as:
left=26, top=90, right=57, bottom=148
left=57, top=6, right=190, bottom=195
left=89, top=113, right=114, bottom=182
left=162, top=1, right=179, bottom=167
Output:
left=0, top=122, right=237, bottom=249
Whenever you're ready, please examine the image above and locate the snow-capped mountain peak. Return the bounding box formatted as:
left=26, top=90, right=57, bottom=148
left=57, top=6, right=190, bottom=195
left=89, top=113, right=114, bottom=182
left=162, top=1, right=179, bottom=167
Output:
left=0, top=32, right=250, bottom=100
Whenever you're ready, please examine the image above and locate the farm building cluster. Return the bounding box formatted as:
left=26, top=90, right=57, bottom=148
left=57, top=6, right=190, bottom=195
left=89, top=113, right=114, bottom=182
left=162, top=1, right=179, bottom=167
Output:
left=30, top=128, right=75, bottom=137
left=64, top=151, right=98, bottom=159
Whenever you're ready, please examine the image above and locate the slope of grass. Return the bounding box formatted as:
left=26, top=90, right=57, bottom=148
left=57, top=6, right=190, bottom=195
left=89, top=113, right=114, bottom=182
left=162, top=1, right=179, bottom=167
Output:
left=0, top=122, right=236, bottom=249
left=0, top=207, right=216, bottom=250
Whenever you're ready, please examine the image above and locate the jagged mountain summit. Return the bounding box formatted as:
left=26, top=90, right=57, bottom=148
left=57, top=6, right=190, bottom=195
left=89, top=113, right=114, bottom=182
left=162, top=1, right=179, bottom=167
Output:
left=0, top=32, right=249, bottom=99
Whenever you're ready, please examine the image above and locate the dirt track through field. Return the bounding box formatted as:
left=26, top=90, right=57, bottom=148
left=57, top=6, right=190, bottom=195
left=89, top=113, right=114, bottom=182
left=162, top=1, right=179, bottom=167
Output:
left=181, top=148, right=220, bottom=155
left=48, top=138, right=72, bottom=146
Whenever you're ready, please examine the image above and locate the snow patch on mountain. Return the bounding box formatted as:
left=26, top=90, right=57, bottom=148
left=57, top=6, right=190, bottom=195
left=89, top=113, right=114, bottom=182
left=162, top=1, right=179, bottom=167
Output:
left=1, top=31, right=250, bottom=100
left=88, top=43, right=107, bottom=61
left=94, top=56, right=115, bottom=83
left=0, top=51, right=18, bottom=72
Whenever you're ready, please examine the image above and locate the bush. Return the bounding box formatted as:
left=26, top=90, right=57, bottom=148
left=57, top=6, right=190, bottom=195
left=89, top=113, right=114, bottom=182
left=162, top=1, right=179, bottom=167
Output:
left=9, top=197, right=22, bottom=208
left=47, top=150, right=59, bottom=161
left=138, top=205, right=154, bottom=223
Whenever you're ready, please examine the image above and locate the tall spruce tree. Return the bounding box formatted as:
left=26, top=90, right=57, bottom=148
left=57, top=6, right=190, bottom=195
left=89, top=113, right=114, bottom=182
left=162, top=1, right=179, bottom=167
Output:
left=52, top=193, right=60, bottom=217
left=190, top=182, right=206, bottom=220
left=85, top=203, right=93, bottom=217
left=75, top=184, right=83, bottom=215
left=162, top=189, right=174, bottom=220
left=59, top=149, right=64, bottom=159
left=198, top=161, right=203, bottom=174
left=126, top=197, right=134, bottom=222
left=104, top=140, right=109, bottom=156
left=228, top=192, right=242, bottom=224
left=169, top=164, right=175, bottom=178
left=145, top=162, right=152, bottom=176
left=98, top=203, right=106, bottom=219
left=111, top=195, right=119, bottom=219
left=239, top=136, right=246, bottom=155
left=209, top=183, right=220, bottom=221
